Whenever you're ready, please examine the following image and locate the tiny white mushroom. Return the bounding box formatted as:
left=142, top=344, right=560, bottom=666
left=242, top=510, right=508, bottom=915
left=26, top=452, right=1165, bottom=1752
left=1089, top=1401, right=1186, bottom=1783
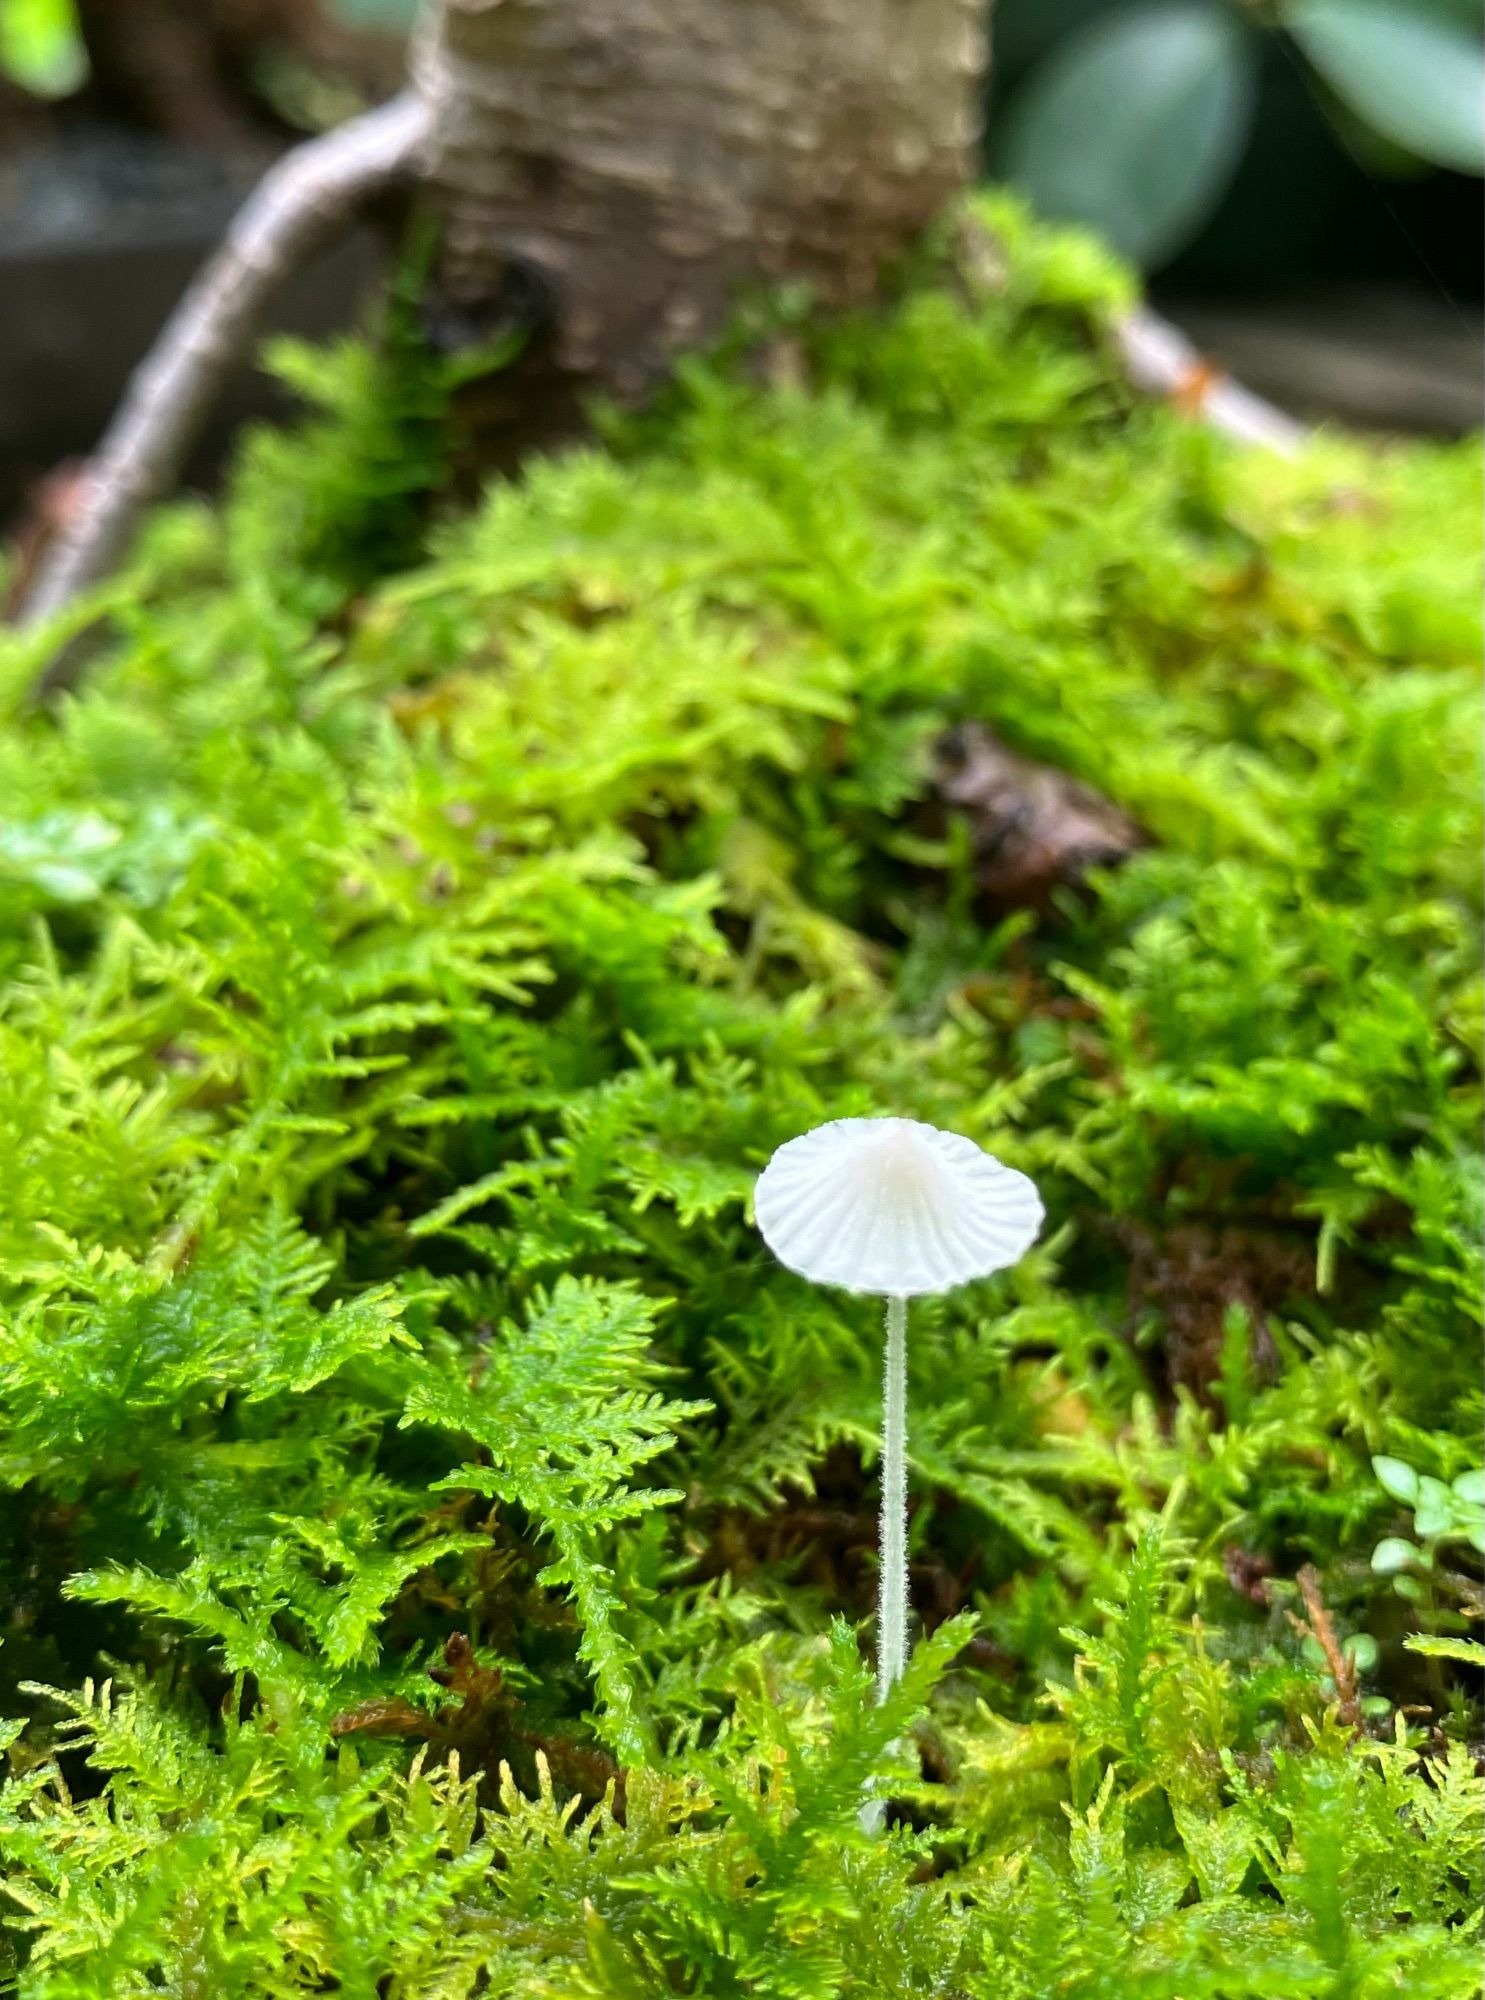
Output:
left=755, top=1117, right=1042, bottom=1704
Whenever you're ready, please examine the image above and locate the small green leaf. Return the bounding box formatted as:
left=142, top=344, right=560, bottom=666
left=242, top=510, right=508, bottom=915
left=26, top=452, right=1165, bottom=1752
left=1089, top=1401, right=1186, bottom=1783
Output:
left=1372, top=1454, right=1421, bottom=1505
left=1450, top=1467, right=1485, bottom=1505
left=1289, top=0, right=1484, bottom=174
left=1370, top=1536, right=1417, bottom=1574
left=1413, top=1476, right=1455, bottom=1539
left=1172, top=1801, right=1256, bottom=1901
left=616, top=1144, right=756, bottom=1226
left=1403, top=1634, right=1485, bottom=1666
left=1343, top=1632, right=1378, bottom=1673
left=997, top=2, right=1257, bottom=267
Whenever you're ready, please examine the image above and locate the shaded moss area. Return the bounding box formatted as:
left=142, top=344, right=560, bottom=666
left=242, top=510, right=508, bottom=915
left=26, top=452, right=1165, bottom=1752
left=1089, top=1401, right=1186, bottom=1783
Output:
left=0, top=197, right=1479, bottom=1995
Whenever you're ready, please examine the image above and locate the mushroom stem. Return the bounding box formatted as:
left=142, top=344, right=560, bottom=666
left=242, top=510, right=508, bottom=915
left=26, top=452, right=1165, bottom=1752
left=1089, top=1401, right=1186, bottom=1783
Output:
left=877, top=1293, right=910, bottom=1701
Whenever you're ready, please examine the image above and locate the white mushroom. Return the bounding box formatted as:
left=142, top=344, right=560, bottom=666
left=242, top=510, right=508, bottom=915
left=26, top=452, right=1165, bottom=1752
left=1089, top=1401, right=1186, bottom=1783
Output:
left=755, top=1117, right=1043, bottom=1300
left=755, top=1117, right=1042, bottom=1703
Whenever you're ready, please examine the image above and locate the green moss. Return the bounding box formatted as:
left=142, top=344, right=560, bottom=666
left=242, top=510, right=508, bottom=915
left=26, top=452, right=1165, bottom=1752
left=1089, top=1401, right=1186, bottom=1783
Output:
left=0, top=195, right=1479, bottom=1995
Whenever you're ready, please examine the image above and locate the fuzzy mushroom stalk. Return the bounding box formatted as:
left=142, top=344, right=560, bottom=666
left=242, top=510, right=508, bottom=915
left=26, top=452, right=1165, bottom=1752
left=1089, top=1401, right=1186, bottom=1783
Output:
left=878, top=1292, right=910, bottom=1701
left=754, top=1117, right=1043, bottom=1700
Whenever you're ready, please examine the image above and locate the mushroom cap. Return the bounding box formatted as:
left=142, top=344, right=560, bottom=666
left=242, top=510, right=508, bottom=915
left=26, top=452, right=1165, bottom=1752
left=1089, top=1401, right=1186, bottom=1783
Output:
left=754, top=1116, right=1043, bottom=1298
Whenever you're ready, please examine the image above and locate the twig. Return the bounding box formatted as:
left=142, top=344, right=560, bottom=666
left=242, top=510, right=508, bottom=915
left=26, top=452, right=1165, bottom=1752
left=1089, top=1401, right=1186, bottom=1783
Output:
left=950, top=217, right=1305, bottom=456
left=1293, top=1562, right=1364, bottom=1735
left=17, top=90, right=431, bottom=663
left=1116, top=305, right=1309, bottom=457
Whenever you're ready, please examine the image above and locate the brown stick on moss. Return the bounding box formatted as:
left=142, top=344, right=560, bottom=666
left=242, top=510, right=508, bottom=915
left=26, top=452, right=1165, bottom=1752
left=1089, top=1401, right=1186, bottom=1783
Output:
left=18, top=90, right=429, bottom=655
left=1295, top=1563, right=1365, bottom=1736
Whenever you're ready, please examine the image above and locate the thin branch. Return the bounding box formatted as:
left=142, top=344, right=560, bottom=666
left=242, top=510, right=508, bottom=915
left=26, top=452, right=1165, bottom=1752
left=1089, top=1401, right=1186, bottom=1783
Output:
left=1293, top=1562, right=1364, bottom=1735
left=952, top=216, right=1306, bottom=455
left=1116, top=305, right=1309, bottom=457
left=18, top=90, right=431, bottom=655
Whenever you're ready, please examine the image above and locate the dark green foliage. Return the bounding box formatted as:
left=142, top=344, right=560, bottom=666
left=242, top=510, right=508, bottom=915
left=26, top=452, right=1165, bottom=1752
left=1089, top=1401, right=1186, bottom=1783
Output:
left=0, top=194, right=1479, bottom=1995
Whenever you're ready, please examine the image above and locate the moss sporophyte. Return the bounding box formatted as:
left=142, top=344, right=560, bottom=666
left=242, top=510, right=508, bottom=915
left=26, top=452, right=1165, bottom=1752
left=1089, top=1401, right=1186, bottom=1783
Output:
left=754, top=1118, right=1043, bottom=1700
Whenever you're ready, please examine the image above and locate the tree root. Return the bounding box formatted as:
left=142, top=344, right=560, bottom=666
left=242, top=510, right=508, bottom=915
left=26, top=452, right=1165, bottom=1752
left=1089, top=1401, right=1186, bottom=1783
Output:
left=16, top=89, right=430, bottom=671
left=1115, top=305, right=1308, bottom=457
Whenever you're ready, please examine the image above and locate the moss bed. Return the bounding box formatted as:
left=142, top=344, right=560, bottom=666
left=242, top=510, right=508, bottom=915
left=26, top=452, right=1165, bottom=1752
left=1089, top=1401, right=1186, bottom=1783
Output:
left=0, top=198, right=1480, bottom=1996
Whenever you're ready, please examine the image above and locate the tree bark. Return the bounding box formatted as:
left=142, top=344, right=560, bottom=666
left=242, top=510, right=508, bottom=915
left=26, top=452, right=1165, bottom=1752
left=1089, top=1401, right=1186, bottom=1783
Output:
left=13, top=0, right=1302, bottom=651
left=413, top=0, right=988, bottom=399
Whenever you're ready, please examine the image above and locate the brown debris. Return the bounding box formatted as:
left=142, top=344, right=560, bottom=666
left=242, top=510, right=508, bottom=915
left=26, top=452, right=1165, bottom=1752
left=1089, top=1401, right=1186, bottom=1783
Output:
left=699, top=1444, right=986, bottom=1654
left=1223, top=1545, right=1274, bottom=1607
left=934, top=723, right=1145, bottom=911
left=1120, top=1219, right=1312, bottom=1404
left=330, top=1631, right=500, bottom=1750
left=0, top=72, right=52, bottom=149
left=707, top=1498, right=877, bottom=1608
left=72, top=0, right=351, bottom=147
left=331, top=1631, right=621, bottom=1807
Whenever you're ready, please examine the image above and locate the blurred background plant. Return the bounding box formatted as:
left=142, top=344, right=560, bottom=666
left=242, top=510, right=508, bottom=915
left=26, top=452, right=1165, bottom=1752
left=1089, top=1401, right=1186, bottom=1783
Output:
left=0, top=0, right=83, bottom=98
left=2, top=0, right=1478, bottom=288
left=990, top=0, right=1481, bottom=282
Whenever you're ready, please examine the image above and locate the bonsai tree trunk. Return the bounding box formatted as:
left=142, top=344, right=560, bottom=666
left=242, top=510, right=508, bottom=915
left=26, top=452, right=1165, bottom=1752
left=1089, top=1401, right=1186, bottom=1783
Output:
left=19, top=0, right=989, bottom=641
left=414, top=0, right=987, bottom=398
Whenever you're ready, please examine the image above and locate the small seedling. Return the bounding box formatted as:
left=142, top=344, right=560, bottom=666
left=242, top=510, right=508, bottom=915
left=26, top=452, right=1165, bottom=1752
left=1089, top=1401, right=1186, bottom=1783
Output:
left=1370, top=1456, right=1485, bottom=1601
